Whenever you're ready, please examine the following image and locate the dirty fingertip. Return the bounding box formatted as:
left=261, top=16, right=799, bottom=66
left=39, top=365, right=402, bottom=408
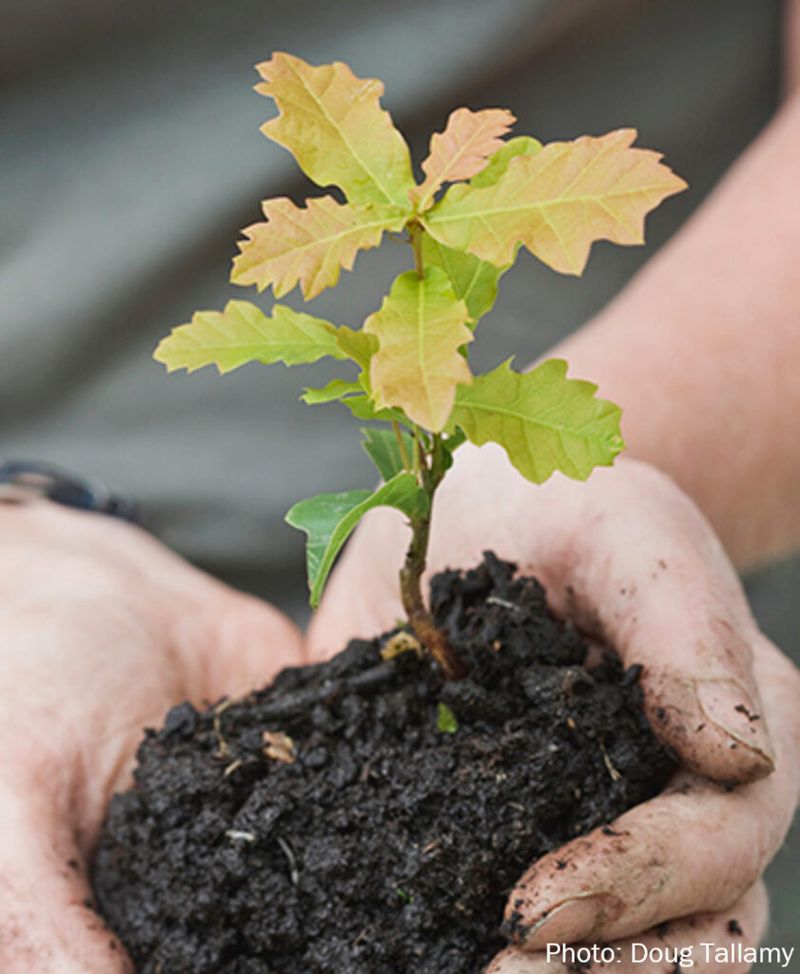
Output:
left=695, top=678, right=775, bottom=780
left=505, top=891, right=623, bottom=951
left=643, top=671, right=774, bottom=785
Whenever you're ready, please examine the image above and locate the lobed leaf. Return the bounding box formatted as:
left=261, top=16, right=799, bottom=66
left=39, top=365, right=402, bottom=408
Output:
left=423, top=129, right=687, bottom=273
left=364, top=268, right=473, bottom=432
left=449, top=358, right=624, bottom=483
left=361, top=427, right=413, bottom=481
left=410, top=107, right=515, bottom=211
left=231, top=196, right=407, bottom=300
left=154, top=300, right=349, bottom=374
left=256, top=52, right=415, bottom=208
left=420, top=234, right=505, bottom=324
left=286, top=473, right=426, bottom=607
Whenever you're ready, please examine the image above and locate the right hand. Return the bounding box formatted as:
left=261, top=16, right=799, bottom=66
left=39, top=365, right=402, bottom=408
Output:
left=309, top=448, right=800, bottom=971
left=0, top=500, right=304, bottom=973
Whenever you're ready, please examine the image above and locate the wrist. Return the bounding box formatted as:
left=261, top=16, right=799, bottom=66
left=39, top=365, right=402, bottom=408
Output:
left=541, top=316, right=778, bottom=570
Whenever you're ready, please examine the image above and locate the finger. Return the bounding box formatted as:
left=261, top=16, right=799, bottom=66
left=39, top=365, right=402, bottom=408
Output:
left=488, top=881, right=768, bottom=973
left=0, top=790, right=132, bottom=974
left=307, top=504, right=409, bottom=661
left=175, top=586, right=307, bottom=702
left=503, top=639, right=800, bottom=949
left=554, top=461, right=776, bottom=784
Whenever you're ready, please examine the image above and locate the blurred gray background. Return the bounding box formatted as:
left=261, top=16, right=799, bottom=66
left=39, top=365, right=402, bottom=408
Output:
left=1, top=0, right=796, bottom=967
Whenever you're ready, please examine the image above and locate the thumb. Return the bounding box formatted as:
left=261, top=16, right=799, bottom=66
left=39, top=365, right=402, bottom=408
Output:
left=168, top=581, right=308, bottom=705
left=547, top=462, right=776, bottom=784
left=0, top=791, right=131, bottom=974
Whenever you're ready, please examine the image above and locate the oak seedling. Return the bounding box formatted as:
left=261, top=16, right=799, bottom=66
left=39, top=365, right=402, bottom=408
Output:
left=155, top=52, right=686, bottom=679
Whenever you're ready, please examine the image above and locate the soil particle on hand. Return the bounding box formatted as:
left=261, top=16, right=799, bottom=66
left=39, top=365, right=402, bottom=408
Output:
left=92, top=554, right=674, bottom=974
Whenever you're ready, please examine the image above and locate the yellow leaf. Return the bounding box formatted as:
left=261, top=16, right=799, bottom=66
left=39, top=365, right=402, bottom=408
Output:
left=364, top=268, right=472, bottom=432
left=231, top=197, right=407, bottom=300
left=423, top=129, right=687, bottom=274
left=256, top=53, right=415, bottom=208
left=154, top=300, right=347, bottom=374
left=410, top=107, right=515, bottom=210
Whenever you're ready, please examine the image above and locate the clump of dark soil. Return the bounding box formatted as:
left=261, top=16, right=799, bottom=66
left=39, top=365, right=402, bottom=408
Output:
left=92, top=553, right=674, bottom=974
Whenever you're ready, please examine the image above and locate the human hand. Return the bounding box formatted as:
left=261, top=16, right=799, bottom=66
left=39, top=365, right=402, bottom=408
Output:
left=0, top=501, right=303, bottom=974
left=308, top=447, right=800, bottom=972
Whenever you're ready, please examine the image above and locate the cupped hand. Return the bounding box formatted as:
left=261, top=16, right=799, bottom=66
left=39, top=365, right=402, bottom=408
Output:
left=0, top=500, right=304, bottom=974
left=308, top=447, right=800, bottom=973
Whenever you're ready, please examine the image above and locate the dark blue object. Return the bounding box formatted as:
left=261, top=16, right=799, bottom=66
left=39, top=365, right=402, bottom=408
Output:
left=0, top=461, right=138, bottom=523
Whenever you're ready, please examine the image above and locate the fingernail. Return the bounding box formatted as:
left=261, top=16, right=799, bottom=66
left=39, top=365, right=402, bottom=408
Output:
left=697, top=679, right=775, bottom=766
left=509, top=893, right=618, bottom=949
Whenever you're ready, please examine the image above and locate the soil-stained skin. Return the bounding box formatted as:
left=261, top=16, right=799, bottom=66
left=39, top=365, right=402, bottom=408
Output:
left=92, top=553, right=674, bottom=974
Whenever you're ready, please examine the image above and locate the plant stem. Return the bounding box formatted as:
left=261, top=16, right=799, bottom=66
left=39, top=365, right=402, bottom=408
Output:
left=409, top=223, right=424, bottom=278
left=400, top=432, right=467, bottom=681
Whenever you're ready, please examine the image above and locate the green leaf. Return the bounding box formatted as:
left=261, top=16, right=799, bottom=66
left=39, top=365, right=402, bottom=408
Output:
left=301, top=378, right=362, bottom=405
left=437, top=429, right=467, bottom=474
left=154, top=300, right=350, bottom=374
left=449, top=358, right=624, bottom=483
left=286, top=473, right=426, bottom=607
left=444, top=429, right=467, bottom=453
left=420, top=234, right=505, bottom=324
left=470, top=135, right=542, bottom=188
left=255, top=53, right=415, bottom=208
left=364, top=268, right=473, bottom=432
left=423, top=129, right=687, bottom=273
left=361, top=427, right=413, bottom=481
left=437, top=702, right=458, bottom=734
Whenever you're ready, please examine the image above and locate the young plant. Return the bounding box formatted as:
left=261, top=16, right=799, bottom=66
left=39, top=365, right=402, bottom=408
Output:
left=155, top=52, right=686, bottom=680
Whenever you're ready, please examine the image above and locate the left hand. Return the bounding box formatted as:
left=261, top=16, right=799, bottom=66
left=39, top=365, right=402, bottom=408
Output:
left=308, top=446, right=800, bottom=973
left=0, top=500, right=304, bottom=973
